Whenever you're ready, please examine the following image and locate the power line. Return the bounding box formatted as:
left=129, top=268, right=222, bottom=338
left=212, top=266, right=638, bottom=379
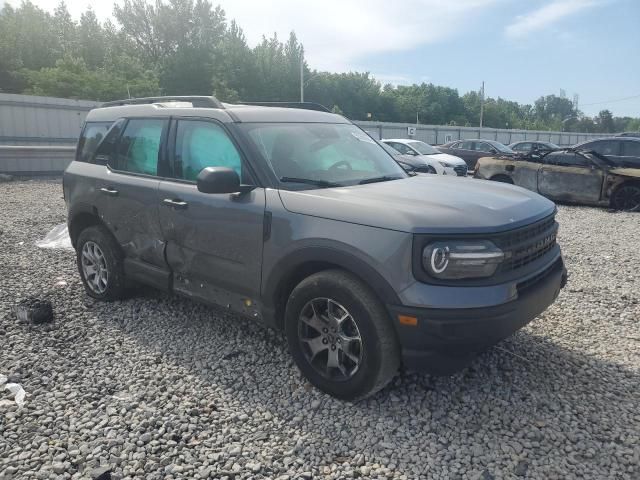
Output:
left=580, top=93, right=640, bottom=107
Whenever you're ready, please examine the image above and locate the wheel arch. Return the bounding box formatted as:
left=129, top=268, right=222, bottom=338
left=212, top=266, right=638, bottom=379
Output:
left=68, top=206, right=105, bottom=248
left=262, top=247, right=401, bottom=330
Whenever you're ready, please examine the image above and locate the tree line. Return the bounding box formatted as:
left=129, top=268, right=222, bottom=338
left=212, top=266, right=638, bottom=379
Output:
left=1, top=0, right=638, bottom=134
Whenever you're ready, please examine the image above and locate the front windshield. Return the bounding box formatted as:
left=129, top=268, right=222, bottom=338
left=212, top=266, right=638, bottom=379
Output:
left=408, top=141, right=440, bottom=155
left=489, top=141, right=515, bottom=154
left=241, top=123, right=407, bottom=187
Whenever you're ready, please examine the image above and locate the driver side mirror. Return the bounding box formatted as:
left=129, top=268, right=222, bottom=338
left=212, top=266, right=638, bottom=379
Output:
left=197, top=167, right=253, bottom=194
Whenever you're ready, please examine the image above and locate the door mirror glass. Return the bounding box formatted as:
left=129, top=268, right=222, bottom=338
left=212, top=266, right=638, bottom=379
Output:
left=197, top=167, right=241, bottom=194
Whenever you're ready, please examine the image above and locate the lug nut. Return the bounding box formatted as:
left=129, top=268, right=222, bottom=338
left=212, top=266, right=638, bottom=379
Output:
left=322, top=338, right=328, bottom=344
left=331, top=345, right=336, bottom=350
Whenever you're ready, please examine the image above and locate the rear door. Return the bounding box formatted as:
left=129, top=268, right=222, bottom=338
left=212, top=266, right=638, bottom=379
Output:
left=92, top=117, right=168, bottom=270
left=157, top=118, right=266, bottom=313
left=450, top=141, right=476, bottom=167
left=537, top=152, right=604, bottom=204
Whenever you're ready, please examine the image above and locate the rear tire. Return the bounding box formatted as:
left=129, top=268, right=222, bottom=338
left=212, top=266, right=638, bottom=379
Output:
left=611, top=183, right=640, bottom=212
left=490, top=174, right=514, bottom=184
left=285, top=269, right=400, bottom=401
left=76, top=225, right=126, bottom=301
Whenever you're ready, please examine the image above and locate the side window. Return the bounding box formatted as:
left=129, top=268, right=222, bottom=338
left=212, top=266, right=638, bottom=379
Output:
left=390, top=142, right=411, bottom=155
left=622, top=141, right=640, bottom=157
left=475, top=142, right=493, bottom=153
left=174, top=120, right=243, bottom=181
left=77, top=122, right=112, bottom=162
left=546, top=153, right=589, bottom=167
left=513, top=142, right=530, bottom=152
left=112, top=119, right=165, bottom=175
left=93, top=119, right=125, bottom=166
left=586, top=140, right=619, bottom=156
left=458, top=141, right=473, bottom=150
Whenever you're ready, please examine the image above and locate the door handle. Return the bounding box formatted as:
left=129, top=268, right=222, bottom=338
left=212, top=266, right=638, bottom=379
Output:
left=505, top=165, right=515, bottom=172
left=163, top=198, right=188, bottom=209
left=100, top=187, right=119, bottom=196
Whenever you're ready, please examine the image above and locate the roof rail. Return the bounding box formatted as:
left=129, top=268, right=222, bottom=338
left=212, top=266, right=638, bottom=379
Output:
left=101, top=96, right=224, bottom=108
left=238, top=101, right=331, bottom=113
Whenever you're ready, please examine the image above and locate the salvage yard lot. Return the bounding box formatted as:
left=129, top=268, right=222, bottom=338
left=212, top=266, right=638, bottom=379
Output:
left=1, top=179, right=639, bottom=480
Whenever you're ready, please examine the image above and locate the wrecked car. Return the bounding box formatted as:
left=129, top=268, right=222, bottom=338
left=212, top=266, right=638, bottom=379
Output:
left=64, top=96, right=567, bottom=400
left=474, top=149, right=640, bottom=211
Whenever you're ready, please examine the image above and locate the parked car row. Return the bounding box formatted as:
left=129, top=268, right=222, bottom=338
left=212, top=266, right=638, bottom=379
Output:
left=474, top=147, right=640, bottom=211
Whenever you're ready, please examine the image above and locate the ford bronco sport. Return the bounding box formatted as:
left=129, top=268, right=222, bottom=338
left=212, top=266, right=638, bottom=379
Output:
left=64, top=96, right=567, bottom=400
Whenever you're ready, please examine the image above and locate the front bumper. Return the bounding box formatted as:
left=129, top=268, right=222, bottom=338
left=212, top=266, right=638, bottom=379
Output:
left=388, top=258, right=567, bottom=375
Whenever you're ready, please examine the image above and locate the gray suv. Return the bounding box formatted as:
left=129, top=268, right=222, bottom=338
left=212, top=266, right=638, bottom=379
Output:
left=64, top=96, right=567, bottom=400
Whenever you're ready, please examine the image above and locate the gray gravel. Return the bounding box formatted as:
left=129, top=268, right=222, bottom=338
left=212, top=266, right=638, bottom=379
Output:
left=1, top=179, right=639, bottom=480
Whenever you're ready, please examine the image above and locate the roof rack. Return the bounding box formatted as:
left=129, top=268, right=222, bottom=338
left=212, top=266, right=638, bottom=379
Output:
left=101, top=96, right=224, bottom=108
left=238, top=101, right=331, bottom=113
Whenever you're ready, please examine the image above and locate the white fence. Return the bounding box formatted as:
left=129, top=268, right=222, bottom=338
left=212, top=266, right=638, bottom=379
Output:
left=355, top=121, right=605, bottom=146
left=0, top=93, right=613, bottom=174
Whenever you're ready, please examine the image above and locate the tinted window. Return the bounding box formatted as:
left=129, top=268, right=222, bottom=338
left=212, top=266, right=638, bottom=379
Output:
left=112, top=119, right=165, bottom=175
left=174, top=120, right=243, bottom=181
left=513, top=142, right=531, bottom=152
left=622, top=141, right=640, bottom=157
left=387, top=142, right=412, bottom=155
left=93, top=120, right=125, bottom=166
left=546, top=152, right=589, bottom=167
left=475, top=142, right=494, bottom=153
left=77, top=122, right=112, bottom=162
left=584, top=140, right=619, bottom=156
left=458, top=141, right=473, bottom=150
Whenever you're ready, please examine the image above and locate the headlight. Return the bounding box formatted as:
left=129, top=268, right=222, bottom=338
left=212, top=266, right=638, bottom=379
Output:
left=438, top=161, right=452, bottom=167
left=422, top=240, right=504, bottom=279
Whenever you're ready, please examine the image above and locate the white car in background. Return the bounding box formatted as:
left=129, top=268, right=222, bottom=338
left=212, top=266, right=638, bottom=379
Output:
left=382, top=139, right=469, bottom=176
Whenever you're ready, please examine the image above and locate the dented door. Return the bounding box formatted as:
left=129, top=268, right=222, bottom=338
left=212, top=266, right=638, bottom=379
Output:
left=538, top=165, right=604, bottom=203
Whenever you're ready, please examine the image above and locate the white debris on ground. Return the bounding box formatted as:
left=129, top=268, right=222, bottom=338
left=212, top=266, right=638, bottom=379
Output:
left=0, top=179, right=638, bottom=480
left=35, top=223, right=73, bottom=251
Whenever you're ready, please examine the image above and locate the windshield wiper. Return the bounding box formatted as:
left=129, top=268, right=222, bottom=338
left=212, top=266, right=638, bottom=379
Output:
left=358, top=175, right=403, bottom=185
left=280, top=177, right=342, bottom=188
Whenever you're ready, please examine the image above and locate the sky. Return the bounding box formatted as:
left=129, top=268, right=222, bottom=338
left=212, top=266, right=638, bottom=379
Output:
left=6, top=0, right=640, bottom=117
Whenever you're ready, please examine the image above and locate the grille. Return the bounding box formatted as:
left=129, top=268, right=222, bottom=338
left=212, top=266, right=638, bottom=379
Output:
left=454, top=165, right=468, bottom=176
left=495, top=215, right=558, bottom=272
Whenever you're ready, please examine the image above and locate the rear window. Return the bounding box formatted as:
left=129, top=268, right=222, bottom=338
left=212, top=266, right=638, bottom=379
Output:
left=77, top=121, right=112, bottom=162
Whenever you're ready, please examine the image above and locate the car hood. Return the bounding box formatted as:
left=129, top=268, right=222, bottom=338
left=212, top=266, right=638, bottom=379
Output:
left=278, top=175, right=556, bottom=234
left=611, top=167, right=640, bottom=178
left=428, top=153, right=466, bottom=165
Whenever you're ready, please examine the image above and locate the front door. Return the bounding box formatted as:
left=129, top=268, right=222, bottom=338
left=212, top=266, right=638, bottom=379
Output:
left=157, top=118, right=266, bottom=316
left=537, top=152, right=604, bottom=204
left=511, top=159, right=542, bottom=192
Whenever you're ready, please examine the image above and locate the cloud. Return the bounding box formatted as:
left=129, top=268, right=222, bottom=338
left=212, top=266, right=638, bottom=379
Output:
left=215, top=0, right=498, bottom=71
left=9, top=0, right=499, bottom=71
left=505, top=0, right=600, bottom=39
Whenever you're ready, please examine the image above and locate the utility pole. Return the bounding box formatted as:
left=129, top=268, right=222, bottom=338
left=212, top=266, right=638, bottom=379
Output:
left=479, top=81, right=485, bottom=129
left=300, top=47, right=304, bottom=103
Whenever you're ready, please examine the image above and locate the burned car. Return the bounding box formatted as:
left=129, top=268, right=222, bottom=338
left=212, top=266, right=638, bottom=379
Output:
left=474, top=149, right=640, bottom=211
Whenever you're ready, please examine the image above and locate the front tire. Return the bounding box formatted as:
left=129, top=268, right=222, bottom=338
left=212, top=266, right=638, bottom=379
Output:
left=611, top=183, right=640, bottom=212
left=76, top=225, right=126, bottom=301
left=285, top=270, right=400, bottom=401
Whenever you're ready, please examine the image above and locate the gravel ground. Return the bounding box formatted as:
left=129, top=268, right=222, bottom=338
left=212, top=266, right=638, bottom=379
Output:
left=1, top=179, right=638, bottom=480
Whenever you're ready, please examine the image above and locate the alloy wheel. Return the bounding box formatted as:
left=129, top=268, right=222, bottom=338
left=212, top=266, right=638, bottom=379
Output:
left=614, top=185, right=640, bottom=211
left=81, top=241, right=109, bottom=294
left=298, top=298, right=363, bottom=381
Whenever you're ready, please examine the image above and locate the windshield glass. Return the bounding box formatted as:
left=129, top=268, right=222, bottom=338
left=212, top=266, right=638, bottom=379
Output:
left=241, top=123, right=407, bottom=187
left=408, top=141, right=440, bottom=155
